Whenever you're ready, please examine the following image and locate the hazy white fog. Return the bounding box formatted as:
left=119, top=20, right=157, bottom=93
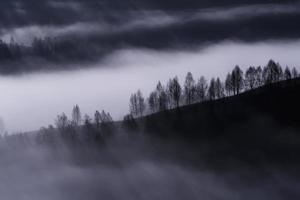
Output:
left=1, top=136, right=297, bottom=200
left=0, top=40, right=299, bottom=132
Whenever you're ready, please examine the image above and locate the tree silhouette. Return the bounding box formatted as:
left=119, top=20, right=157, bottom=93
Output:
left=195, top=76, right=208, bottom=102
left=128, top=60, right=299, bottom=117
left=148, top=91, right=159, bottom=113
left=184, top=72, right=196, bottom=105
left=83, top=114, right=93, bottom=130
left=72, top=105, right=82, bottom=126
left=208, top=78, right=216, bottom=100
left=130, top=90, right=145, bottom=117
left=284, top=67, right=292, bottom=80
left=225, top=73, right=233, bottom=96
left=245, top=66, right=256, bottom=90
left=130, top=93, right=139, bottom=117
left=136, top=90, right=146, bottom=117
left=231, top=65, right=244, bottom=95
left=156, top=81, right=168, bottom=111
left=167, top=77, right=182, bottom=108
left=55, top=113, right=69, bottom=131
left=215, top=77, right=225, bottom=99
left=292, top=67, right=299, bottom=78
left=94, top=110, right=101, bottom=128
left=263, top=60, right=283, bottom=84
left=255, top=66, right=263, bottom=87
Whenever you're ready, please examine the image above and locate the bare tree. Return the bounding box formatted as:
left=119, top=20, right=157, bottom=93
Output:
left=156, top=81, right=168, bottom=111
left=245, top=66, right=256, bottom=90
left=72, top=105, right=81, bottom=126
left=94, top=110, right=101, bottom=127
left=55, top=113, right=69, bottom=130
left=148, top=91, right=159, bottom=113
left=225, top=73, right=233, bottom=96
left=284, top=66, right=292, bottom=80
left=231, top=65, right=244, bottom=95
left=215, top=77, right=225, bottom=99
left=136, top=90, right=146, bottom=117
left=208, top=78, right=216, bottom=100
left=255, top=66, right=263, bottom=87
left=184, top=72, right=196, bottom=105
left=129, top=93, right=139, bottom=117
left=167, top=77, right=182, bottom=108
left=195, top=76, right=208, bottom=102
left=83, top=114, right=92, bottom=129
left=292, top=67, right=298, bottom=78
left=263, top=60, right=283, bottom=84
left=130, top=90, right=145, bottom=117
left=100, top=110, right=113, bottom=123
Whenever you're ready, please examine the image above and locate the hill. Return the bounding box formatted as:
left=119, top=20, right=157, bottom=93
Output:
left=132, top=78, right=300, bottom=166
left=143, top=78, right=300, bottom=135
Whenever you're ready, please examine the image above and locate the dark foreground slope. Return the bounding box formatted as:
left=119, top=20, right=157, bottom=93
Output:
left=141, top=78, right=300, bottom=166
left=145, top=78, right=300, bottom=135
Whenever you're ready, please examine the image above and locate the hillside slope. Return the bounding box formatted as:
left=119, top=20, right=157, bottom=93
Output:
left=139, top=78, right=300, bottom=165
left=144, top=78, right=300, bottom=136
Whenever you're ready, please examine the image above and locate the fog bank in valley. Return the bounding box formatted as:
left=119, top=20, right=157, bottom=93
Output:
left=0, top=40, right=300, bottom=133
left=0, top=134, right=298, bottom=200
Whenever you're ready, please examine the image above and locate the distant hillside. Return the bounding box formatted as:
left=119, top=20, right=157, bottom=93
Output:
left=143, top=77, right=300, bottom=135
left=135, top=78, right=300, bottom=165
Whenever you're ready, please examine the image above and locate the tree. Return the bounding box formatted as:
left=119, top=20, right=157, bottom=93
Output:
left=231, top=65, right=244, bottom=95
left=83, top=114, right=92, bottom=129
left=136, top=90, right=146, bottom=117
left=55, top=113, right=69, bottom=131
left=184, top=72, right=196, bottom=105
left=130, top=90, right=146, bottom=117
left=129, top=93, right=138, bottom=117
left=284, top=67, right=292, bottom=80
left=156, top=81, right=168, bottom=111
left=225, top=73, right=233, bottom=96
left=292, top=67, right=298, bottom=78
left=98, top=110, right=114, bottom=134
left=72, top=105, right=81, bottom=126
left=245, top=66, right=256, bottom=90
left=215, top=77, right=225, bottom=99
left=263, top=60, right=283, bottom=84
left=255, top=66, right=263, bottom=87
left=94, top=110, right=101, bottom=127
left=99, top=110, right=113, bottom=123
left=148, top=91, right=159, bottom=113
left=208, top=78, right=216, bottom=100
left=167, top=77, right=182, bottom=108
left=195, top=76, right=208, bottom=102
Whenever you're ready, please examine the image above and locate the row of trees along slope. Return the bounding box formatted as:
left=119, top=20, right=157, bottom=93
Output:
left=128, top=59, right=299, bottom=118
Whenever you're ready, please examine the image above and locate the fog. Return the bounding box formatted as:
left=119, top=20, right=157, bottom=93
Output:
left=0, top=133, right=298, bottom=200
left=0, top=40, right=300, bottom=133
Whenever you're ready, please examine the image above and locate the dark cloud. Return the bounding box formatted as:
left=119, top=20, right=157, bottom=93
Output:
left=0, top=0, right=299, bottom=73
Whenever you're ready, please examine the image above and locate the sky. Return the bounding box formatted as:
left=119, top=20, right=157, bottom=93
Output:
left=0, top=0, right=299, bottom=132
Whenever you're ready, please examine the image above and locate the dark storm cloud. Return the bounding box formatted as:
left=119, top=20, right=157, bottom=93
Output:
left=2, top=2, right=300, bottom=46
left=0, top=0, right=298, bottom=27
left=0, top=0, right=299, bottom=73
